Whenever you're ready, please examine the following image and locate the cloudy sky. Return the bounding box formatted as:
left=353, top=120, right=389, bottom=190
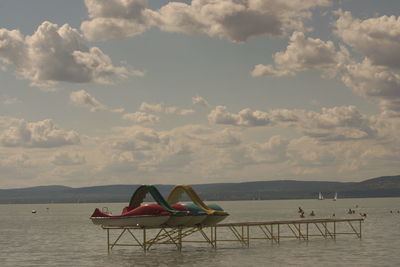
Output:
left=1, top=0, right=400, bottom=189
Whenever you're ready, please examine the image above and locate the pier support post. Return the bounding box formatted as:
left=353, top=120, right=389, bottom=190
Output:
left=214, top=226, right=217, bottom=249
left=277, top=224, right=280, bottom=243
left=334, top=222, right=336, bottom=240
left=107, top=228, right=110, bottom=253
left=143, top=228, right=146, bottom=251
left=178, top=227, right=182, bottom=251
left=247, top=225, right=250, bottom=247
left=210, top=226, right=214, bottom=249
left=306, top=223, right=309, bottom=241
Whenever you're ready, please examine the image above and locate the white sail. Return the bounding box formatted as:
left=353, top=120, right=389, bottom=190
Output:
left=318, top=192, right=324, bottom=200
left=333, top=192, right=337, bottom=201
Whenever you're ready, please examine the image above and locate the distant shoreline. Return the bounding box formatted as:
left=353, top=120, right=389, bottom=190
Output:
left=1, top=175, right=399, bottom=204
left=2, top=195, right=400, bottom=205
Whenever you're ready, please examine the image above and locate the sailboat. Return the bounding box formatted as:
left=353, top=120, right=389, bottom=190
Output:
left=318, top=192, right=324, bottom=200
left=333, top=192, right=337, bottom=201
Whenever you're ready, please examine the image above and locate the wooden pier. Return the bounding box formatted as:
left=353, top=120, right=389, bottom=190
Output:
left=102, top=217, right=364, bottom=252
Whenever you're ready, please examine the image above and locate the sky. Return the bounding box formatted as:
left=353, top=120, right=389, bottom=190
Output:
left=1, top=0, right=400, bottom=189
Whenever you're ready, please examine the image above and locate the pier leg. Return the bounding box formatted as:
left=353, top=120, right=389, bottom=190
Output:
left=210, top=226, right=214, bottom=249
left=241, top=226, right=244, bottom=245
left=298, top=223, right=301, bottom=240
left=178, top=228, right=182, bottom=251
left=247, top=225, right=250, bottom=248
left=334, top=222, right=336, bottom=240
left=107, top=228, right=110, bottom=253
left=277, top=224, right=280, bottom=243
left=143, top=228, right=146, bottom=252
left=306, top=223, right=309, bottom=241
left=270, top=225, right=273, bottom=244
left=214, top=226, right=217, bottom=249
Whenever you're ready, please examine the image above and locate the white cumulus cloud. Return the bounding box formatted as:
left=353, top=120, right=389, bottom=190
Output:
left=192, top=95, right=210, bottom=107
left=252, top=31, right=347, bottom=77
left=70, top=90, right=124, bottom=113
left=123, top=111, right=160, bottom=124
left=81, top=0, right=152, bottom=41
left=139, top=102, right=194, bottom=116
left=208, top=105, right=273, bottom=126
left=0, top=21, right=140, bottom=89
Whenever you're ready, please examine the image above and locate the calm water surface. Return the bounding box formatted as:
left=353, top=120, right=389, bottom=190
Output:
left=1, top=198, right=400, bottom=266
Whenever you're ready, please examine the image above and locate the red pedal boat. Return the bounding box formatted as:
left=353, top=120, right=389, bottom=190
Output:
left=90, top=204, right=170, bottom=227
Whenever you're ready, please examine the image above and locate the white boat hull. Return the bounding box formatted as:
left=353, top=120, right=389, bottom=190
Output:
left=201, top=214, right=229, bottom=226
left=165, top=214, right=193, bottom=227
left=91, top=215, right=170, bottom=227
left=183, top=214, right=208, bottom=226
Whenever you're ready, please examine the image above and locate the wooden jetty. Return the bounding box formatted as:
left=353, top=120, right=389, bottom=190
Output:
left=102, top=217, right=364, bottom=252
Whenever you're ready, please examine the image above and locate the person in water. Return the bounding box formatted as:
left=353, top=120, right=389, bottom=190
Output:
left=310, top=210, right=315, bottom=216
left=347, top=208, right=354, bottom=214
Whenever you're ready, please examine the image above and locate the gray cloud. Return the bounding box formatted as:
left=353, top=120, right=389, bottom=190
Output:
left=332, top=11, right=400, bottom=116
left=245, top=135, right=290, bottom=164
left=81, top=0, right=330, bottom=42
left=251, top=11, right=400, bottom=117
left=0, top=116, right=23, bottom=127
left=341, top=59, right=400, bottom=116
left=208, top=105, right=375, bottom=141
left=198, top=128, right=242, bottom=147
left=51, top=152, right=86, bottom=166
left=1, top=94, right=21, bottom=105
left=110, top=125, right=167, bottom=152
left=0, top=119, right=80, bottom=148
left=298, top=105, right=375, bottom=141
left=334, top=10, right=400, bottom=69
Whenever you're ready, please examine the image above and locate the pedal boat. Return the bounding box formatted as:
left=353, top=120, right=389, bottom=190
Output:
left=127, top=185, right=193, bottom=228
left=167, top=185, right=229, bottom=226
left=181, top=203, right=208, bottom=226
left=198, top=203, right=229, bottom=226
left=90, top=204, right=170, bottom=227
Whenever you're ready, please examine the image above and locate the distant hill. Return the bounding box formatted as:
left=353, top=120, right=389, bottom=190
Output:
left=0, top=175, right=399, bottom=204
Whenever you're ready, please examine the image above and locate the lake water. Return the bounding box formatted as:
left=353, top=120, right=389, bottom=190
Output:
left=1, top=198, right=400, bottom=267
